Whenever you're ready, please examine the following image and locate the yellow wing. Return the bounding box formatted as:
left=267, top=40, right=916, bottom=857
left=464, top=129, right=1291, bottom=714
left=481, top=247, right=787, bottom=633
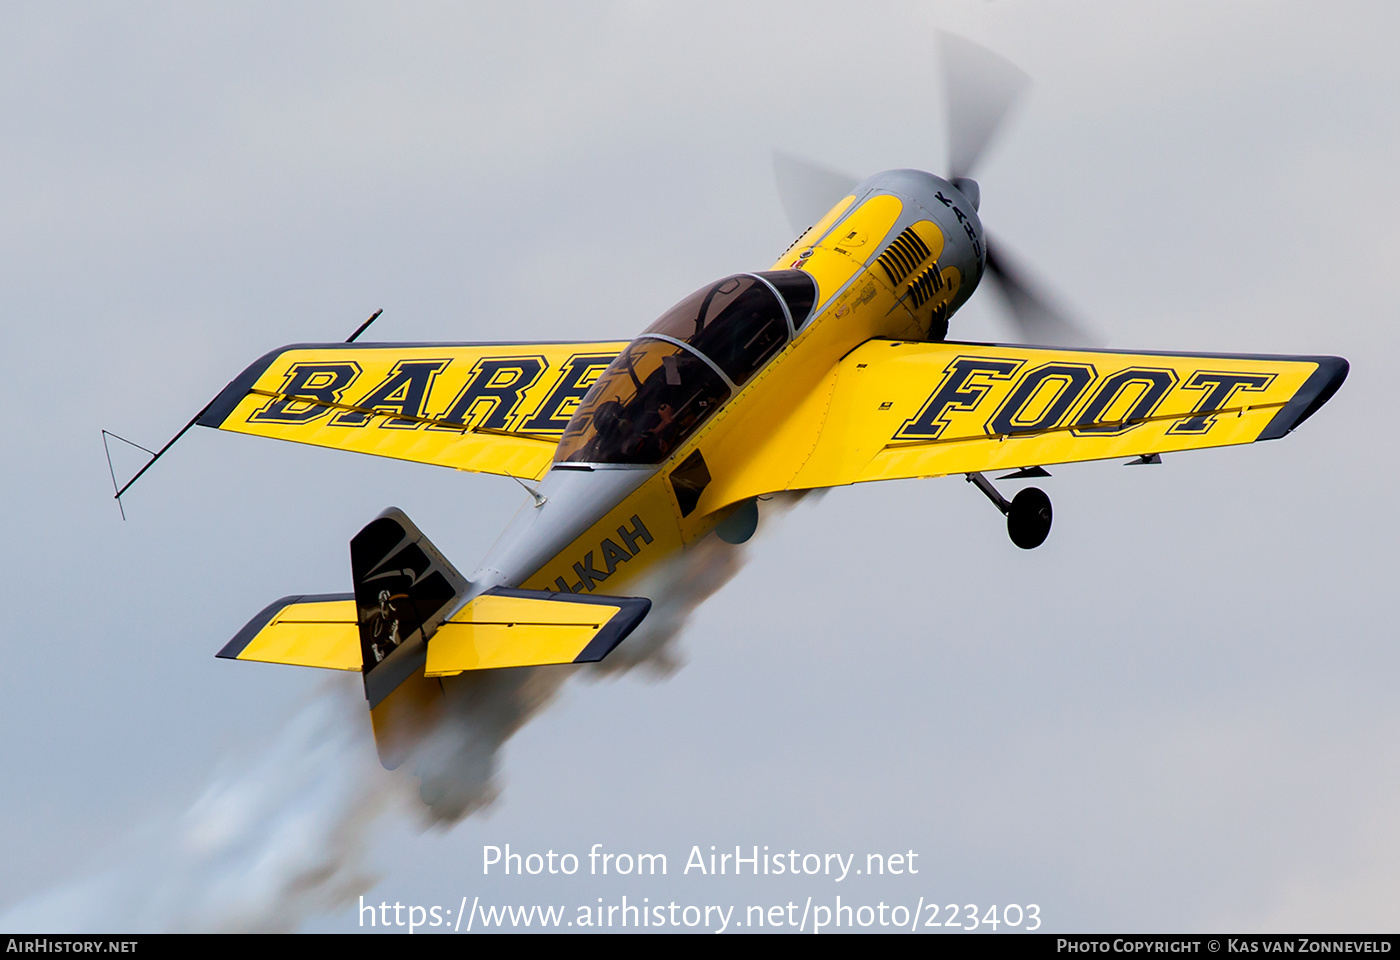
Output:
left=700, top=339, right=1346, bottom=509
left=197, top=341, right=628, bottom=481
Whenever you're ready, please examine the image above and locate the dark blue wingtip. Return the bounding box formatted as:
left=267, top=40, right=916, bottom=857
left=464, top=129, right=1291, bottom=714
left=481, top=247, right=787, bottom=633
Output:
left=196, top=344, right=293, bottom=428
left=1258, top=356, right=1349, bottom=441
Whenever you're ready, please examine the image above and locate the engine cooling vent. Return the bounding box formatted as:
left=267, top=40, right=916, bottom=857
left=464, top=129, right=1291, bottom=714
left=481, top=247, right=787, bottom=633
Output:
left=905, top=263, right=945, bottom=309
left=875, top=228, right=933, bottom=287
left=928, top=302, right=950, bottom=341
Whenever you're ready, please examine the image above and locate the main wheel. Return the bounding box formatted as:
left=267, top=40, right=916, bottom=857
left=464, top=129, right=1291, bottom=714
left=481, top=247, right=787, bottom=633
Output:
left=715, top=498, right=759, bottom=544
left=1007, top=487, right=1052, bottom=549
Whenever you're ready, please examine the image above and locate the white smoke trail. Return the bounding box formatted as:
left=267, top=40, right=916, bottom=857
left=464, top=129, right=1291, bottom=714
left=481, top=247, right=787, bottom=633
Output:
left=0, top=679, right=401, bottom=933
left=406, top=535, right=755, bottom=822
left=0, top=496, right=813, bottom=929
left=409, top=491, right=815, bottom=822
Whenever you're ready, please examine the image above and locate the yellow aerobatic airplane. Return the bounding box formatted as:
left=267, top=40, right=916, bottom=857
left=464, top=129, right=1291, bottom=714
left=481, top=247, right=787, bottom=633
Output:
left=133, top=38, right=1346, bottom=767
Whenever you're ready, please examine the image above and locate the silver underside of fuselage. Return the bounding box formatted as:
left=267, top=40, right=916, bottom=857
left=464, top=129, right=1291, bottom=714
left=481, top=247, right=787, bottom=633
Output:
left=467, top=464, right=657, bottom=596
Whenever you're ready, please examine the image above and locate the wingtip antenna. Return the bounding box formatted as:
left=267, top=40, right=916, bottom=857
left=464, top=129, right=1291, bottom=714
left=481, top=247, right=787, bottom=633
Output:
left=105, top=308, right=387, bottom=514
left=101, top=428, right=156, bottom=521
left=345, top=308, right=384, bottom=343
left=105, top=407, right=206, bottom=509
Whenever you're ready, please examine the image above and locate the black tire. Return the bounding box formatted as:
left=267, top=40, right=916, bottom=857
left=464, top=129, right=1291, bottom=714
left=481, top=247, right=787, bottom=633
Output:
left=1007, top=487, right=1052, bottom=549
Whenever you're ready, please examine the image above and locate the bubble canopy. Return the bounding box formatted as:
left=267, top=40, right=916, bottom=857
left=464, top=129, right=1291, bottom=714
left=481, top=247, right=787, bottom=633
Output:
left=554, top=271, right=816, bottom=465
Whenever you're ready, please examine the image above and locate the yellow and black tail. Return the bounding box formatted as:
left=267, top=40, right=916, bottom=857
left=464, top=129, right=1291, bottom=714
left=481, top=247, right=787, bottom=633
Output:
left=217, top=507, right=651, bottom=764
left=350, top=508, right=469, bottom=709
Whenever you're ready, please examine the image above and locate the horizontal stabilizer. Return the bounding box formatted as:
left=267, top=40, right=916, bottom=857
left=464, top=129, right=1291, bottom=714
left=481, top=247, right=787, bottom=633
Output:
left=217, top=594, right=359, bottom=671
left=216, top=587, right=650, bottom=676
left=196, top=340, right=628, bottom=481
left=424, top=587, right=651, bottom=676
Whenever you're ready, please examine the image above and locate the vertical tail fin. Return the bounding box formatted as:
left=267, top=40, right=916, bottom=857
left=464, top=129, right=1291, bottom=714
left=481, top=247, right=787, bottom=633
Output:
left=352, top=507, right=469, bottom=769
left=352, top=507, right=467, bottom=709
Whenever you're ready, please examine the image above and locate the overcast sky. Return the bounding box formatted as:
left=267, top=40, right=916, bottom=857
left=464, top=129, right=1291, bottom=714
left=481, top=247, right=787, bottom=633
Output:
left=1, top=1, right=1397, bottom=933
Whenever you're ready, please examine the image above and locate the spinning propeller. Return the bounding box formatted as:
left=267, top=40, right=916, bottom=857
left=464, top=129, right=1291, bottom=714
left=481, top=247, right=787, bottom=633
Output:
left=774, top=32, right=1094, bottom=349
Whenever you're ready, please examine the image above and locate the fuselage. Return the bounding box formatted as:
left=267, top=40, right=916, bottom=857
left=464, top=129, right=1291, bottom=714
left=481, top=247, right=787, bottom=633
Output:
left=467, top=169, right=985, bottom=609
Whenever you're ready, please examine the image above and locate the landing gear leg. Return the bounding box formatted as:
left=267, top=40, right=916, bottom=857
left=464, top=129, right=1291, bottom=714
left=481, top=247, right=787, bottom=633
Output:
left=966, top=472, right=1053, bottom=550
